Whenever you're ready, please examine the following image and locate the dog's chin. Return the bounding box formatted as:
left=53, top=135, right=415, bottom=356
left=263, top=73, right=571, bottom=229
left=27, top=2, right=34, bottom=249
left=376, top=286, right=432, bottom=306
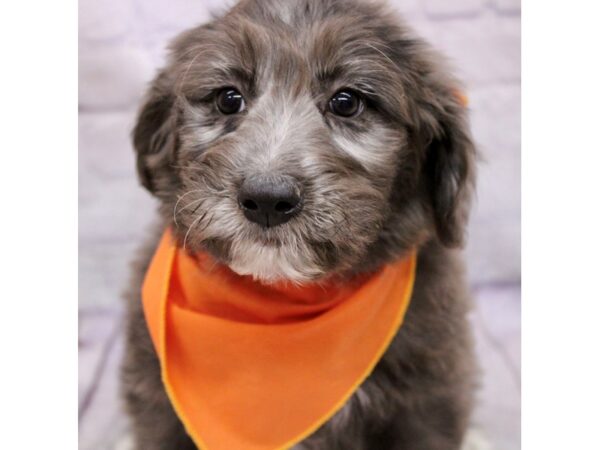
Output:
left=226, top=241, right=325, bottom=285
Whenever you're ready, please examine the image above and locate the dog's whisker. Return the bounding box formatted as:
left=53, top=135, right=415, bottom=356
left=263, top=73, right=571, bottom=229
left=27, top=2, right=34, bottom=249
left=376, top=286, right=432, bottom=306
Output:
left=173, top=190, right=204, bottom=227
left=177, top=197, right=206, bottom=215
left=176, top=50, right=205, bottom=94
left=198, top=213, right=214, bottom=234
left=183, top=210, right=208, bottom=252
left=170, top=164, right=203, bottom=171
left=205, top=259, right=221, bottom=275
left=190, top=199, right=206, bottom=215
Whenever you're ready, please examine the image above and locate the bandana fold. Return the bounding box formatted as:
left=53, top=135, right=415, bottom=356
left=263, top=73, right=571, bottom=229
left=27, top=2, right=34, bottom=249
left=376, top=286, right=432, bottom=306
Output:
left=142, top=229, right=417, bottom=450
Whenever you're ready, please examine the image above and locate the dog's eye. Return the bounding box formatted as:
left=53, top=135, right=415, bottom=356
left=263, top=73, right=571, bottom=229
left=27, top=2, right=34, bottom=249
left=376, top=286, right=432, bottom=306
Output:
left=329, top=90, right=362, bottom=117
left=216, top=88, right=245, bottom=114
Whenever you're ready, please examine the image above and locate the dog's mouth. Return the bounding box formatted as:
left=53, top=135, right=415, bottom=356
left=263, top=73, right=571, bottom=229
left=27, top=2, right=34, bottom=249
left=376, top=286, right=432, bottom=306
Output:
left=208, top=224, right=330, bottom=283
left=227, top=243, right=324, bottom=283
left=196, top=230, right=317, bottom=281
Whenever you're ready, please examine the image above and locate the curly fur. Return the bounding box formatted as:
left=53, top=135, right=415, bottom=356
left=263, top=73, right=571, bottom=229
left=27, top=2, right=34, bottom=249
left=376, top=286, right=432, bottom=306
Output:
left=121, top=0, right=478, bottom=448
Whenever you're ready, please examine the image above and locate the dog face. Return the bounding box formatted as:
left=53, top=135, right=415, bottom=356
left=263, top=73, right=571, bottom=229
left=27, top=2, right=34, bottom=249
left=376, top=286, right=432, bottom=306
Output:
left=133, top=0, right=475, bottom=283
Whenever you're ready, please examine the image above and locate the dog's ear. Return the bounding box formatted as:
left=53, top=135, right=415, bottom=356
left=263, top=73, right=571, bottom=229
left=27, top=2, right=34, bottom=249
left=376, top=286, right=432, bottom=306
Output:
left=410, top=79, right=476, bottom=248
left=132, top=69, right=178, bottom=197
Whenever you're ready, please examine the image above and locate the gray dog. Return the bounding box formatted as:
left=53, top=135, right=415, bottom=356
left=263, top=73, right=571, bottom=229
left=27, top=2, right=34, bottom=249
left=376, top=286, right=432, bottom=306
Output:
left=122, top=0, right=478, bottom=448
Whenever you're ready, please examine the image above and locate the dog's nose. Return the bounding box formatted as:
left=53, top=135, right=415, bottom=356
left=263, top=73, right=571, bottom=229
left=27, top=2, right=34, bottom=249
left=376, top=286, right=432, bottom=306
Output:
left=238, top=174, right=303, bottom=228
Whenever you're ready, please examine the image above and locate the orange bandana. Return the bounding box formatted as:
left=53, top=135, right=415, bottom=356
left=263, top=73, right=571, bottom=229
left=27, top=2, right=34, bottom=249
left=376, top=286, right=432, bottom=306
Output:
left=142, top=229, right=417, bottom=450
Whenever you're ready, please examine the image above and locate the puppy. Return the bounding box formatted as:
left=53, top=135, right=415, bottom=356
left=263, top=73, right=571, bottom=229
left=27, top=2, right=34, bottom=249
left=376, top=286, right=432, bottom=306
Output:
left=122, top=0, right=477, bottom=449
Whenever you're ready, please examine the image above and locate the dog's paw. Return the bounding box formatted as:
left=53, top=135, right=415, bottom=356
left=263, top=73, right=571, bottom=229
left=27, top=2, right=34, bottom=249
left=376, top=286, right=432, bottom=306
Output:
left=462, top=428, right=494, bottom=450
left=113, top=433, right=134, bottom=450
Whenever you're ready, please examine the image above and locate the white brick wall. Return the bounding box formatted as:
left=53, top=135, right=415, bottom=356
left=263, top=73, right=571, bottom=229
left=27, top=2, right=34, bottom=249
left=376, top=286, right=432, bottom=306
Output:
left=79, top=0, right=521, bottom=309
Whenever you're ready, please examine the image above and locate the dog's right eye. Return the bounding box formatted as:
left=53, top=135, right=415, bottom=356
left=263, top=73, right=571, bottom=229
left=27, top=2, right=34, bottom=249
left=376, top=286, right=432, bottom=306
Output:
left=329, top=90, right=362, bottom=117
left=216, top=88, right=245, bottom=114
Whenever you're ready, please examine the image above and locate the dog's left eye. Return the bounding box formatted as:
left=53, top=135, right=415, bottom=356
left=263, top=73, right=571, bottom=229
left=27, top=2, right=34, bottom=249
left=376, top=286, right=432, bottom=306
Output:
left=216, top=88, right=245, bottom=114
left=329, top=90, right=362, bottom=117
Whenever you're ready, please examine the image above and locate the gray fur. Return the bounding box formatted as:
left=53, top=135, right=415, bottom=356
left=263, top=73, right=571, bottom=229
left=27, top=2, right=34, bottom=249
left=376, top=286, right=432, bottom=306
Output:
left=122, top=0, right=477, bottom=448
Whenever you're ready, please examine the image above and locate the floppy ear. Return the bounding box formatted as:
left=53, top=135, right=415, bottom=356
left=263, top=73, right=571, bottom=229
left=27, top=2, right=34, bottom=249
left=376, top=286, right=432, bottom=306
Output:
left=132, top=70, right=178, bottom=198
left=412, top=83, right=476, bottom=248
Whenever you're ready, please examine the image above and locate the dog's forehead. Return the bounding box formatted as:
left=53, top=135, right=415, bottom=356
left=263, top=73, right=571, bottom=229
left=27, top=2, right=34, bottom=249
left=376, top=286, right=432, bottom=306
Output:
left=174, top=0, right=405, bottom=100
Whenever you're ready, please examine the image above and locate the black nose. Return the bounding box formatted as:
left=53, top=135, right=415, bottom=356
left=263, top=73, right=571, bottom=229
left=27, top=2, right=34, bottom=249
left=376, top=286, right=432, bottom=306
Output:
left=238, top=174, right=303, bottom=228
